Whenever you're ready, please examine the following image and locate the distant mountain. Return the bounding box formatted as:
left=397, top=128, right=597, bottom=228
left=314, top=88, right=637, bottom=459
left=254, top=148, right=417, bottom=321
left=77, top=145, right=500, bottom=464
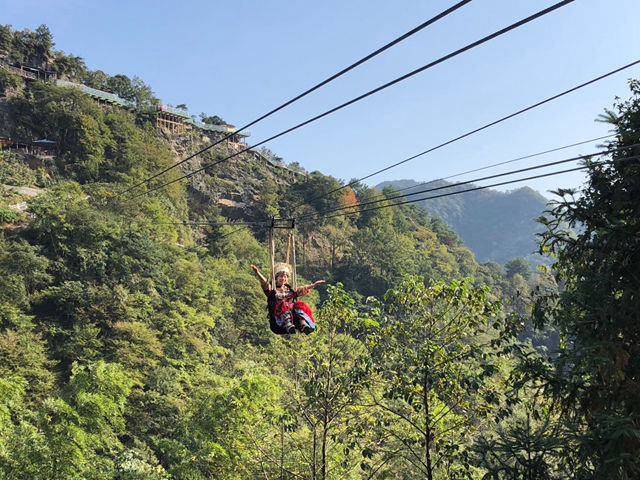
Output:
left=376, top=179, right=551, bottom=266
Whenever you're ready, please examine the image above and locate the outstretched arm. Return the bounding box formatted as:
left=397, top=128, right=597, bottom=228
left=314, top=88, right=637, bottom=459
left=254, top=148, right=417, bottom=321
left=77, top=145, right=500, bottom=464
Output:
left=296, top=280, right=325, bottom=297
left=251, top=264, right=270, bottom=291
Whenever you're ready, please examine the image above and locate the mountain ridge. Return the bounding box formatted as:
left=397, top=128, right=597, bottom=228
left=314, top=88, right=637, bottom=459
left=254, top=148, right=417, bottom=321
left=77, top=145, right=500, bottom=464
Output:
left=376, top=178, right=550, bottom=265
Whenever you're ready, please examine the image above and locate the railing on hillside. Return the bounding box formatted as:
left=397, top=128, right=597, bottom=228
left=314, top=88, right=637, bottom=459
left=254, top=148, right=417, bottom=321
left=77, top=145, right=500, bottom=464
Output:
left=56, top=80, right=133, bottom=108
left=160, top=105, right=191, bottom=118
left=0, top=60, right=36, bottom=80
left=0, top=60, right=57, bottom=81
left=184, top=118, right=250, bottom=137
left=2, top=59, right=249, bottom=138
left=185, top=118, right=231, bottom=133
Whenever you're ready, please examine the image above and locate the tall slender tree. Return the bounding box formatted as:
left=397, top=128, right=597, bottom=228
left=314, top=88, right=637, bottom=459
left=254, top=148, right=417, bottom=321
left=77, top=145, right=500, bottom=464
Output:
left=533, top=79, right=640, bottom=477
left=366, top=276, right=503, bottom=479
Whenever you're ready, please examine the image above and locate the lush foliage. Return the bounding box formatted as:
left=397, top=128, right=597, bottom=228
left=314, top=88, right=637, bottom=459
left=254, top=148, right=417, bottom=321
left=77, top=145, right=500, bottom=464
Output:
left=1, top=23, right=638, bottom=480
left=527, top=79, right=640, bottom=478
left=377, top=180, right=550, bottom=266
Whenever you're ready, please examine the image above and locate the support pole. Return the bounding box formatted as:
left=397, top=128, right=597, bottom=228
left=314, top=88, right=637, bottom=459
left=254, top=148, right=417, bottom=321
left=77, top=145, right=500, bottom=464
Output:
left=268, top=226, right=276, bottom=289
left=291, top=233, right=297, bottom=290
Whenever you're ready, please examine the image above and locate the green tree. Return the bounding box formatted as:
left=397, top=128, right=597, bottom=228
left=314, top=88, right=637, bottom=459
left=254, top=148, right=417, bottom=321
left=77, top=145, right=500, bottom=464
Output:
left=532, top=80, right=640, bottom=477
left=8, top=25, right=53, bottom=66
left=165, top=364, right=283, bottom=479
left=0, top=304, right=54, bottom=402
left=0, top=361, right=133, bottom=480
left=254, top=176, right=280, bottom=221
left=8, top=81, right=114, bottom=182
left=83, top=69, right=110, bottom=90
left=294, top=171, right=344, bottom=218
left=31, top=25, right=53, bottom=64
left=0, top=24, right=12, bottom=57
left=280, top=284, right=371, bottom=480
left=316, top=223, right=353, bottom=269
left=505, top=257, right=532, bottom=282
left=507, top=273, right=531, bottom=316
left=34, top=361, right=133, bottom=479
left=200, top=113, right=225, bottom=125
left=130, top=75, right=156, bottom=106
left=0, top=151, right=38, bottom=186
left=0, top=66, right=24, bottom=94
left=429, top=216, right=462, bottom=247
left=472, top=404, right=569, bottom=479
left=52, top=53, right=87, bottom=80
left=367, top=276, right=503, bottom=480
left=104, top=74, right=135, bottom=100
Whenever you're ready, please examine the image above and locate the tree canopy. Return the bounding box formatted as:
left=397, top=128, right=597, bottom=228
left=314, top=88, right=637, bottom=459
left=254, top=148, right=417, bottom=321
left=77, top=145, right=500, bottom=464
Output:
left=1, top=23, right=639, bottom=480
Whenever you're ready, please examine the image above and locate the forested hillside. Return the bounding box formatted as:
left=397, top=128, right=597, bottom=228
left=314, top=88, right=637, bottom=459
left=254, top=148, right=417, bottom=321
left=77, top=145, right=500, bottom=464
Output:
left=1, top=24, right=639, bottom=479
left=376, top=179, right=549, bottom=266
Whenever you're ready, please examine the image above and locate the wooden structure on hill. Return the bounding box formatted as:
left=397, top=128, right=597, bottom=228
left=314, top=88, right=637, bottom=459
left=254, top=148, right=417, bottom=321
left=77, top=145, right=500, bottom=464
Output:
left=0, top=60, right=58, bottom=82
left=2, top=59, right=251, bottom=141
left=156, top=105, right=190, bottom=134
left=0, top=138, right=57, bottom=157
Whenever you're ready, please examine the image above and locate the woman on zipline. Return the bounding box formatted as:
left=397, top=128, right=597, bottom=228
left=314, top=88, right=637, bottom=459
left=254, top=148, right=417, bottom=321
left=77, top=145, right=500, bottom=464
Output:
left=251, top=263, right=324, bottom=334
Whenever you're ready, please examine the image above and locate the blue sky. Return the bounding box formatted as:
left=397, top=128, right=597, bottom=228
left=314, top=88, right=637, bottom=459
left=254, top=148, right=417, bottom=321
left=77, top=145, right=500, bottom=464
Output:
left=3, top=0, right=640, bottom=197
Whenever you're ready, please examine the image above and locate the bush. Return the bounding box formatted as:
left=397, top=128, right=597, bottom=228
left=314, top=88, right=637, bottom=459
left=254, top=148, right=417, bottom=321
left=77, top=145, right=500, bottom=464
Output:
left=0, top=206, right=21, bottom=223
left=0, top=152, right=37, bottom=186
left=0, top=68, right=24, bottom=95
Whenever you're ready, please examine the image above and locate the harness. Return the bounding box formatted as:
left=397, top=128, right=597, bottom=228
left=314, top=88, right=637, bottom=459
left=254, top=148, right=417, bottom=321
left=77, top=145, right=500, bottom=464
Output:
left=266, top=284, right=298, bottom=334
left=267, top=219, right=298, bottom=334
left=268, top=223, right=298, bottom=290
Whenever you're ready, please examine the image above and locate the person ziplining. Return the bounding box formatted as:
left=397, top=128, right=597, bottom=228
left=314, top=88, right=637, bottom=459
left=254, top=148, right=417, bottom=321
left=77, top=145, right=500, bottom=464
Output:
left=251, top=263, right=324, bottom=334
left=251, top=220, right=324, bottom=334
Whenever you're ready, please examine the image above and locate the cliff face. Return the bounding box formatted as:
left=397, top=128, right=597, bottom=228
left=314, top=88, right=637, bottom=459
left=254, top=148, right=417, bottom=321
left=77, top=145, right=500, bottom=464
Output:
left=167, top=132, right=306, bottom=221
left=0, top=69, right=303, bottom=223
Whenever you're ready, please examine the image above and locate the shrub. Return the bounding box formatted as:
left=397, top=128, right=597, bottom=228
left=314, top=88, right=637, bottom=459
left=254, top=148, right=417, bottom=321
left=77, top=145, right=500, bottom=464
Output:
left=0, top=206, right=21, bottom=223
left=0, top=152, right=37, bottom=186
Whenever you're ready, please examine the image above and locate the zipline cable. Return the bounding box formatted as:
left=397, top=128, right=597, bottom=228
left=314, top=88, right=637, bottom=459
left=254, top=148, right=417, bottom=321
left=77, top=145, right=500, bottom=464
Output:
left=390, top=133, right=616, bottom=195
left=217, top=225, right=250, bottom=240
left=115, top=0, right=473, bottom=197
left=177, top=153, right=640, bottom=241
left=298, top=154, right=640, bottom=224
left=158, top=221, right=273, bottom=227
left=293, top=59, right=640, bottom=210
left=132, top=0, right=576, bottom=200
left=160, top=146, right=639, bottom=232
left=296, top=143, right=640, bottom=220
left=155, top=143, right=637, bottom=228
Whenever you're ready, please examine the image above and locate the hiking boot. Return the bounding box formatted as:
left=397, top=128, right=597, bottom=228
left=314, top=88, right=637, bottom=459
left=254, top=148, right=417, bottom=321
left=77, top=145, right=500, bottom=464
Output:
left=283, top=321, right=297, bottom=334
left=301, top=323, right=315, bottom=335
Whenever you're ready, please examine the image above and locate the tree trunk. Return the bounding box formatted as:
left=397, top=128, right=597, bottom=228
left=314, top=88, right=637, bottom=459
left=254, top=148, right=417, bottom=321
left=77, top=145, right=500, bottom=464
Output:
left=331, top=242, right=335, bottom=270
left=302, top=233, right=306, bottom=271
left=312, top=424, right=318, bottom=480
left=280, top=424, right=285, bottom=480
left=322, top=416, right=328, bottom=480
left=322, top=332, right=336, bottom=480
left=424, top=369, right=433, bottom=480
